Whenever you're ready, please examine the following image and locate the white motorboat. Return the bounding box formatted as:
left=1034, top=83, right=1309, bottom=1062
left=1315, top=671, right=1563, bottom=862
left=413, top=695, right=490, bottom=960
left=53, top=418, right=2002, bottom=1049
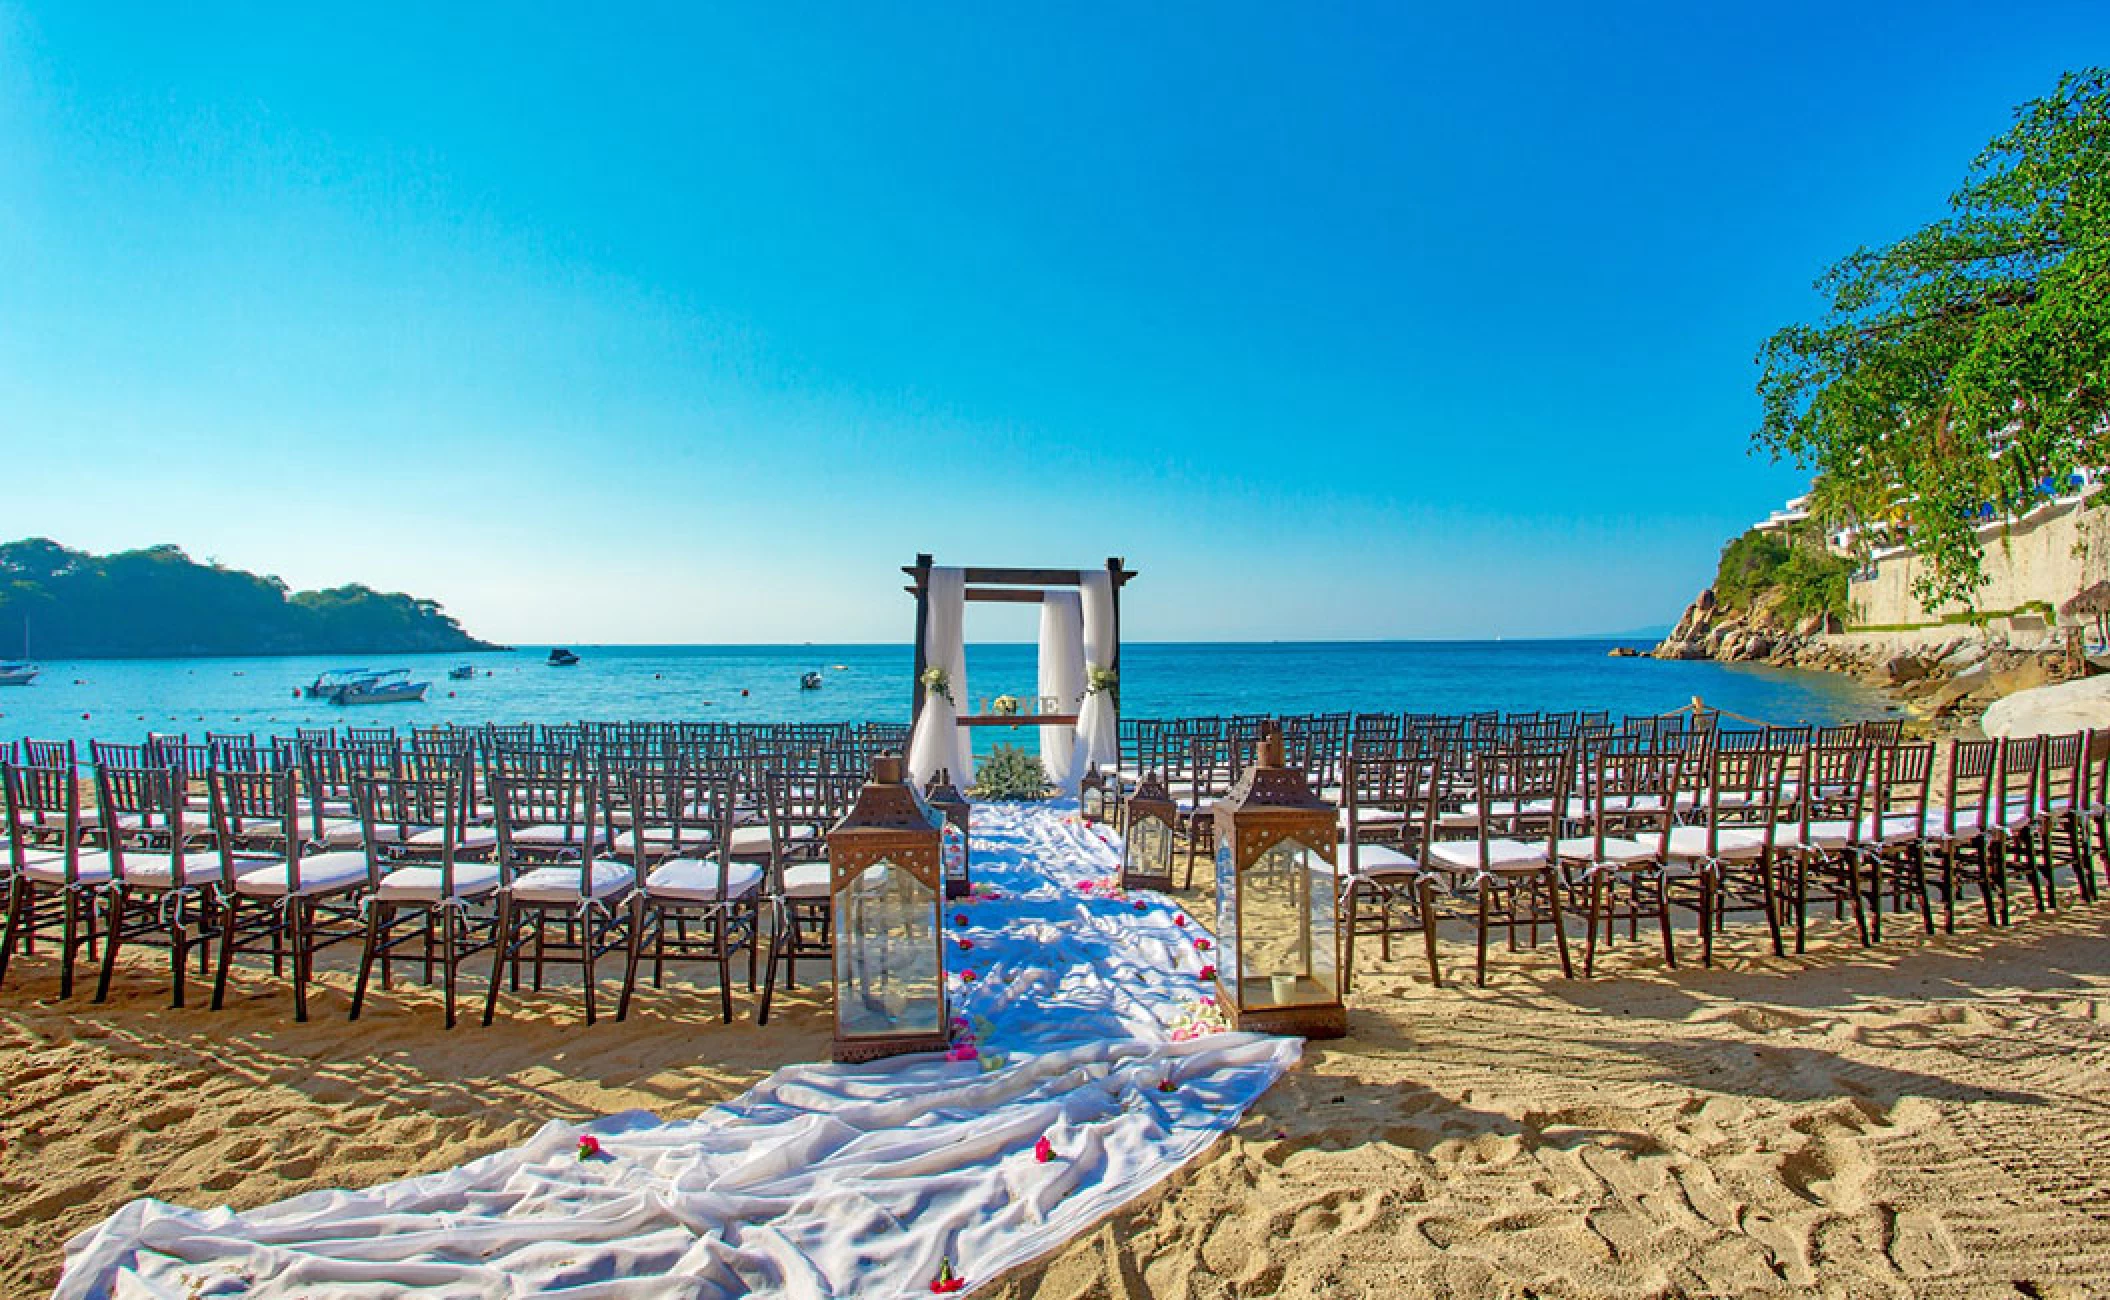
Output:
left=330, top=669, right=430, bottom=706
left=0, top=662, right=36, bottom=687
left=307, top=667, right=373, bottom=698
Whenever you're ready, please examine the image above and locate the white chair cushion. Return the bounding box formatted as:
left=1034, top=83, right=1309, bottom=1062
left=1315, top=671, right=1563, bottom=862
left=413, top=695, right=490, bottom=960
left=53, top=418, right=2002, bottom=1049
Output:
left=510, top=860, right=634, bottom=904
left=727, top=825, right=775, bottom=856
left=1773, top=820, right=1856, bottom=851
left=1664, top=826, right=1772, bottom=861
left=1426, top=838, right=1547, bottom=873
left=1993, top=801, right=2035, bottom=831
left=619, top=827, right=717, bottom=857
left=645, top=858, right=765, bottom=902
left=232, top=851, right=372, bottom=898
left=321, top=819, right=421, bottom=850
left=1338, top=806, right=1408, bottom=828
left=376, top=862, right=501, bottom=902
left=781, top=861, right=831, bottom=898
left=506, top=823, right=608, bottom=848
left=22, top=851, right=115, bottom=886
left=1869, top=813, right=1924, bottom=844
left=1922, top=807, right=1983, bottom=838
left=408, top=825, right=498, bottom=852
left=1345, top=844, right=1420, bottom=878
left=1555, top=836, right=1657, bottom=865
left=115, top=854, right=223, bottom=886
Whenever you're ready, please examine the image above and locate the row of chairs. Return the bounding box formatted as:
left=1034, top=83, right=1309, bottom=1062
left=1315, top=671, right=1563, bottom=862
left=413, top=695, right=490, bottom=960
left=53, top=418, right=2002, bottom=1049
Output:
left=1, top=728, right=896, bottom=1026
left=1335, top=727, right=2097, bottom=985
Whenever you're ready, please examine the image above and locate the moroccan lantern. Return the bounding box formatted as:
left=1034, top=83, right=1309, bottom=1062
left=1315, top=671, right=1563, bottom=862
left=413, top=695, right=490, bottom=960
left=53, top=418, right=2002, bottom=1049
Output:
left=1080, top=763, right=1113, bottom=825
left=923, top=768, right=972, bottom=900
left=1212, top=725, right=1346, bottom=1038
left=827, top=753, right=949, bottom=1063
left=1120, top=772, right=1178, bottom=892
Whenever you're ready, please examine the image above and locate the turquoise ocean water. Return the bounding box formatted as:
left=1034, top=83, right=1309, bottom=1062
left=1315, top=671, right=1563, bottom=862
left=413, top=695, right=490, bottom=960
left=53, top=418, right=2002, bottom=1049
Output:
left=0, top=642, right=1888, bottom=756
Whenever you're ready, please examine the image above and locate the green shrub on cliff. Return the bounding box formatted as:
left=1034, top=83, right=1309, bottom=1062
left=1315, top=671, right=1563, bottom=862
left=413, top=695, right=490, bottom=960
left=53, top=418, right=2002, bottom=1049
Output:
left=1714, top=527, right=1849, bottom=626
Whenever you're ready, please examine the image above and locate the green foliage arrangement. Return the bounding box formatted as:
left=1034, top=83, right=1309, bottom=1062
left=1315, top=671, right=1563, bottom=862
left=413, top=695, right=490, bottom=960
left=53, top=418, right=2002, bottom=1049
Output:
left=0, top=537, right=497, bottom=658
left=920, top=666, right=953, bottom=704
left=1754, top=68, right=2110, bottom=609
left=1714, top=528, right=1852, bottom=625
left=971, top=745, right=1051, bottom=801
left=1086, top=663, right=1119, bottom=695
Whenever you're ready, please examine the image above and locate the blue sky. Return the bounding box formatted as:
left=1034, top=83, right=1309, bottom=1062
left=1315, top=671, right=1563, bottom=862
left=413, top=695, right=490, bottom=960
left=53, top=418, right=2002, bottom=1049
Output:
left=0, top=4, right=2100, bottom=644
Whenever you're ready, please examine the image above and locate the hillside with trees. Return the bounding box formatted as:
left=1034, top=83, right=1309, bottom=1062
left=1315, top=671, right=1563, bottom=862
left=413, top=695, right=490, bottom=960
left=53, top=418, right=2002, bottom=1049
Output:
left=0, top=538, right=500, bottom=658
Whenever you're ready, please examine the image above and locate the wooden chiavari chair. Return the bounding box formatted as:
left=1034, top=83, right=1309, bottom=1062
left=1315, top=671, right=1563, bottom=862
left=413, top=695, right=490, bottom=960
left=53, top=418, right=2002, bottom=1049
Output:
left=1557, top=743, right=1678, bottom=975
left=92, top=762, right=219, bottom=1007
left=1662, top=747, right=1789, bottom=967
left=1340, top=748, right=1443, bottom=987
left=617, top=767, right=760, bottom=1023
left=0, top=758, right=104, bottom=996
left=208, top=766, right=374, bottom=1020
left=1420, top=746, right=1574, bottom=985
left=350, top=763, right=498, bottom=1028
left=482, top=762, right=632, bottom=1025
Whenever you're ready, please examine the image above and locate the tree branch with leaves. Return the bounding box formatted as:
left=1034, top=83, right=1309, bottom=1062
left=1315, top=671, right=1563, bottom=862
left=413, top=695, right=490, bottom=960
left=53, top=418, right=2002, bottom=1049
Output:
left=1754, top=68, right=2110, bottom=610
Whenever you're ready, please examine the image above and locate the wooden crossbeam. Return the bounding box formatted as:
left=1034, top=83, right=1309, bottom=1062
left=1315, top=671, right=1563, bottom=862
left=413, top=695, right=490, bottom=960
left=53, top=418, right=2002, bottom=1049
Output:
left=899, top=586, right=1051, bottom=602
left=900, top=564, right=1138, bottom=589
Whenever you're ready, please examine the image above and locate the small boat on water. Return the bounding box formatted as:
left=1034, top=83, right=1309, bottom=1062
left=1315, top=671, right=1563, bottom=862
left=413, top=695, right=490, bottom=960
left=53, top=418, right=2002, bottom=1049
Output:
left=306, top=667, right=372, bottom=698
left=331, top=669, right=429, bottom=706
left=548, top=648, right=580, bottom=666
left=448, top=664, right=476, bottom=680
left=0, top=662, right=37, bottom=687
left=800, top=671, right=823, bottom=690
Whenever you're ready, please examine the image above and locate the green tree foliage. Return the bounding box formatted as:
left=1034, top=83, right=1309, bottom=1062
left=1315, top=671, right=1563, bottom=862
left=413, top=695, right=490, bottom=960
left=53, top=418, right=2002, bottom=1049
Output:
left=1754, top=68, right=2110, bottom=609
left=1713, top=528, right=1851, bottom=625
left=0, top=538, right=498, bottom=658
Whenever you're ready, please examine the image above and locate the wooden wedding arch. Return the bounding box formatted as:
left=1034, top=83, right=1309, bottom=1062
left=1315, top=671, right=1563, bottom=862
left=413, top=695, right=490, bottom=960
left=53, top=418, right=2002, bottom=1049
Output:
left=903, top=554, right=1137, bottom=728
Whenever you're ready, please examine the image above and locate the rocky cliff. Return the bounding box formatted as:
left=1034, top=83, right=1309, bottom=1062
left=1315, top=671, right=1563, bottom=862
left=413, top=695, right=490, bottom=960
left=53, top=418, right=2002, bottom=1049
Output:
left=1650, top=586, right=2085, bottom=722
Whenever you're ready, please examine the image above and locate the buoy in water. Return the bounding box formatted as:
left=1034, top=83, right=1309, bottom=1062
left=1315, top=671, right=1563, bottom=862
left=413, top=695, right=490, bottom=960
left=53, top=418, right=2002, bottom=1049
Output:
left=741, top=689, right=749, bottom=697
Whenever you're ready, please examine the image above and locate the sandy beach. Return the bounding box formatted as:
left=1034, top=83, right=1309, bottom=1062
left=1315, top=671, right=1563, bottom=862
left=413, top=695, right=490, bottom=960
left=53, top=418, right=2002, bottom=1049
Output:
left=0, top=948, right=834, bottom=1297
left=8, top=882, right=2109, bottom=1298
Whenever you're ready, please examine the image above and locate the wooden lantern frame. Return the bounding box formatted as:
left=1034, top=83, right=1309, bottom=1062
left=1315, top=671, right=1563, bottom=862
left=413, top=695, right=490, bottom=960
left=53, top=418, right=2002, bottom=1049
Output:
left=922, top=769, right=972, bottom=900
left=1211, top=729, right=1347, bottom=1039
left=1120, top=771, right=1178, bottom=893
left=1080, top=763, right=1114, bottom=825
left=827, top=754, right=951, bottom=1063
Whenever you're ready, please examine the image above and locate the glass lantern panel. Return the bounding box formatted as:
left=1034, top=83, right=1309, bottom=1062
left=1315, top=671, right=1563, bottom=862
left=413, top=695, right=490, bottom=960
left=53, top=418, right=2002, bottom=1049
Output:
left=1236, top=836, right=1337, bottom=1008
left=1214, top=840, right=1239, bottom=991
left=941, top=822, right=968, bottom=888
left=1127, top=817, right=1170, bottom=875
left=833, top=857, right=943, bottom=1039
left=1083, top=783, right=1107, bottom=821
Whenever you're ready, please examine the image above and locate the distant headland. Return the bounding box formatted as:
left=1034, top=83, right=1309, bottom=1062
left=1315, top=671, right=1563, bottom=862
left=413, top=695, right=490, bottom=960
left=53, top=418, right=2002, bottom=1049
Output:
left=0, top=538, right=501, bottom=659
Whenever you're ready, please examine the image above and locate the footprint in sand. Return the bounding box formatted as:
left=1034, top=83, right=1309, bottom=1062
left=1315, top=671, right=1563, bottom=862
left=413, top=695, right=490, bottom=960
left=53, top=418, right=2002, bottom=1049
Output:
left=1883, top=1203, right=1961, bottom=1279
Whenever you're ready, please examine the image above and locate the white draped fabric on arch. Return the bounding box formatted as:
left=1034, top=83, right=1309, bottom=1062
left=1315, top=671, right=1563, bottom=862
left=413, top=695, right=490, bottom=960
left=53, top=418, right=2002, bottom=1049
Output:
left=907, top=567, right=1119, bottom=794
left=907, top=566, right=973, bottom=785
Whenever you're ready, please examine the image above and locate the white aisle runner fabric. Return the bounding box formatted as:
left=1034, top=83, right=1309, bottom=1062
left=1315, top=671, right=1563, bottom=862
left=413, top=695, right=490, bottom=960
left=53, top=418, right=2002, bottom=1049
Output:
left=59, top=803, right=1300, bottom=1300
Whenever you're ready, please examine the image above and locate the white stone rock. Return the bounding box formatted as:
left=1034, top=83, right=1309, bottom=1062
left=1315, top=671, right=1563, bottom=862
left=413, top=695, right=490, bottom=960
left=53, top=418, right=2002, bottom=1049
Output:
left=1981, top=675, right=2110, bottom=738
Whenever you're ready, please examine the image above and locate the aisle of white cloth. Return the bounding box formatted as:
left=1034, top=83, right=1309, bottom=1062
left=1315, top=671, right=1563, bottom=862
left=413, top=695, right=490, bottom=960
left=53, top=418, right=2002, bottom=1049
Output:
left=58, top=802, right=1300, bottom=1299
